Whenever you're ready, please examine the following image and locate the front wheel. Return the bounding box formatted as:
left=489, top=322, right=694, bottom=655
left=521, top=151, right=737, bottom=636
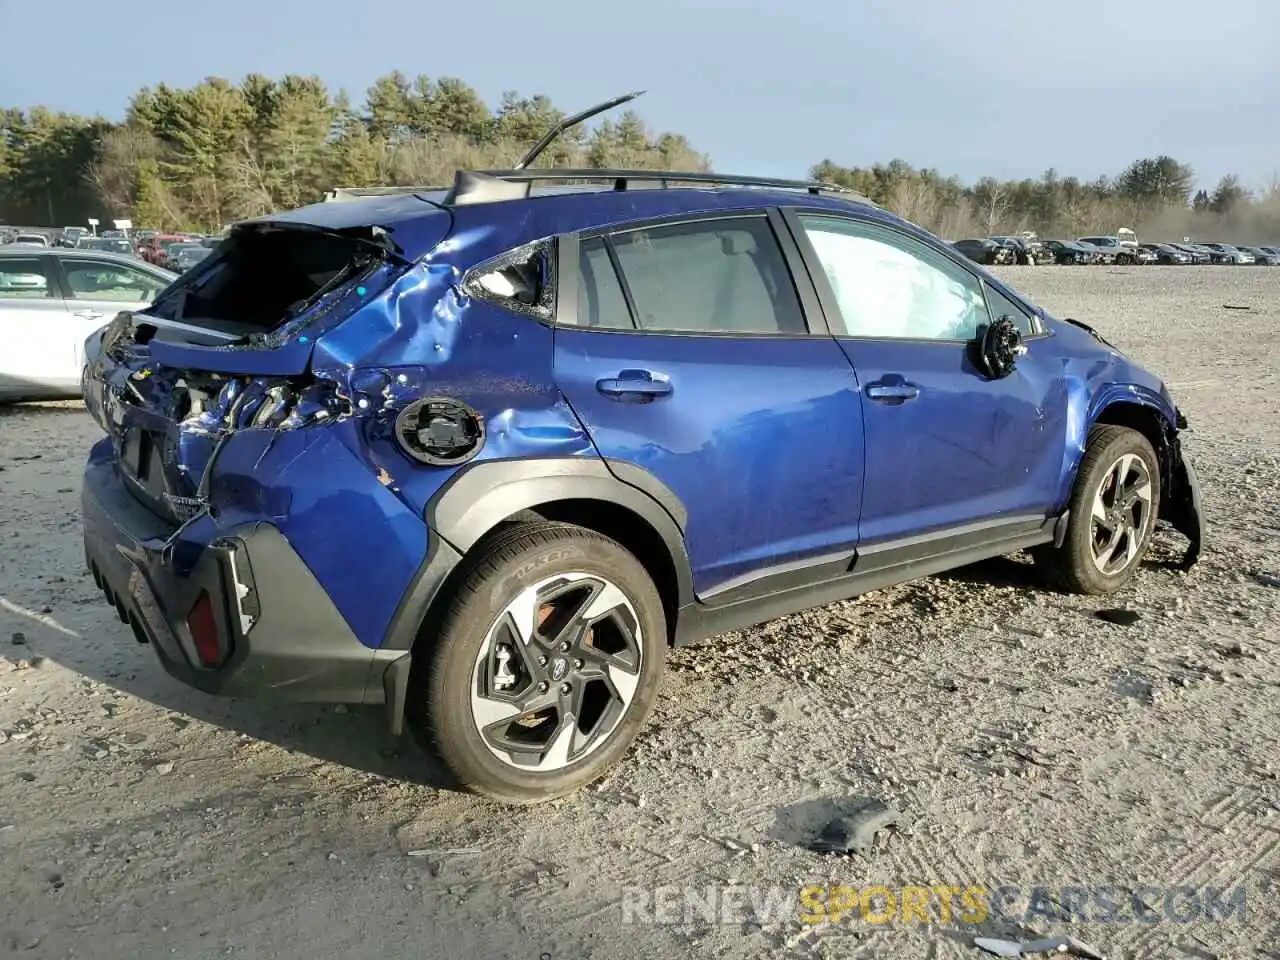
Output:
left=409, top=522, right=667, bottom=804
left=1034, top=425, right=1162, bottom=594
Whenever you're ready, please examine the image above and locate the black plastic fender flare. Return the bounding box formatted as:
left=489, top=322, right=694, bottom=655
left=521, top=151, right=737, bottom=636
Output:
left=381, top=457, right=694, bottom=656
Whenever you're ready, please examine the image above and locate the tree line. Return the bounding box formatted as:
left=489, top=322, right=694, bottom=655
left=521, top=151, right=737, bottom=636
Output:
left=2, top=72, right=1277, bottom=242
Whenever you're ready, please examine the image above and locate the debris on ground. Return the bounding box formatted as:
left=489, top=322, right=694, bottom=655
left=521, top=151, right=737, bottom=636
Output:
left=974, top=934, right=1106, bottom=958
left=810, top=799, right=906, bottom=855
left=1255, top=572, right=1280, bottom=588
left=1222, top=303, right=1251, bottom=311
left=1095, top=608, right=1141, bottom=626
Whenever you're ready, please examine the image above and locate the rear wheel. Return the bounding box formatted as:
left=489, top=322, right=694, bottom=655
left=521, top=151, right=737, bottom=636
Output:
left=1035, top=425, right=1161, bottom=594
left=409, top=522, right=666, bottom=803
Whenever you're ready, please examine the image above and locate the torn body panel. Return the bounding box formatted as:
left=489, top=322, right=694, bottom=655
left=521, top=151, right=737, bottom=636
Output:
left=81, top=216, right=595, bottom=658
left=1046, top=316, right=1205, bottom=568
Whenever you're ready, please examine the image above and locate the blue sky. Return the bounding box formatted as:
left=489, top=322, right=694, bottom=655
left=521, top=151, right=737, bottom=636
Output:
left=4, top=0, right=1277, bottom=190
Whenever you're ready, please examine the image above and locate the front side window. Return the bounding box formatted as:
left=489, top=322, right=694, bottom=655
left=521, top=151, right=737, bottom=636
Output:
left=798, top=216, right=993, bottom=341
left=0, top=258, right=53, bottom=299
left=584, top=217, right=807, bottom=335
left=63, top=260, right=167, bottom=303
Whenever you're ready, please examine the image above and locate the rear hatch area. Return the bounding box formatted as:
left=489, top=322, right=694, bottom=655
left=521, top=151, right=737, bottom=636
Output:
left=84, top=197, right=454, bottom=526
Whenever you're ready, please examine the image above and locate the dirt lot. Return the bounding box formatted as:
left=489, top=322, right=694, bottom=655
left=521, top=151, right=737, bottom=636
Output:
left=1, top=266, right=1277, bottom=959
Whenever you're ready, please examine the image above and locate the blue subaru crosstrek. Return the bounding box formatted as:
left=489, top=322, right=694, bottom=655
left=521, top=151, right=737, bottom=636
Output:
left=79, top=102, right=1205, bottom=803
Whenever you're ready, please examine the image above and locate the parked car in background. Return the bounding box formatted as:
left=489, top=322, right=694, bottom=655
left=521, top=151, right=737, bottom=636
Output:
left=990, top=235, right=1049, bottom=265
left=1167, top=243, right=1212, bottom=264
left=1134, top=246, right=1157, bottom=265
left=953, top=238, right=1014, bottom=265
left=1140, top=243, right=1191, bottom=265
left=1075, top=240, right=1116, bottom=264
left=57, top=226, right=90, bottom=248
left=9, top=233, right=50, bottom=248
left=78, top=236, right=136, bottom=256
left=0, top=249, right=178, bottom=401
left=169, top=244, right=213, bottom=272
left=1195, top=242, right=1248, bottom=264
left=1256, top=245, right=1280, bottom=263
left=1237, top=245, right=1279, bottom=265
left=1042, top=240, right=1096, bottom=264
left=147, top=235, right=200, bottom=270
left=1077, top=236, right=1140, bottom=264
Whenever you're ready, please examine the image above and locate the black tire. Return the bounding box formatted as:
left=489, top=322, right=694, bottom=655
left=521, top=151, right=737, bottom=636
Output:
left=408, top=521, right=666, bottom=804
left=1034, top=425, right=1162, bottom=595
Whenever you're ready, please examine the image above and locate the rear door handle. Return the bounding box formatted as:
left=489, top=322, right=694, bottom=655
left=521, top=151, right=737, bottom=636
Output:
left=866, top=382, right=920, bottom=402
left=596, top=370, right=673, bottom=402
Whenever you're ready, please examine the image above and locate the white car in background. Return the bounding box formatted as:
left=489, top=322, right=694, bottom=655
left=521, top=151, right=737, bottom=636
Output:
left=0, top=248, right=179, bottom=402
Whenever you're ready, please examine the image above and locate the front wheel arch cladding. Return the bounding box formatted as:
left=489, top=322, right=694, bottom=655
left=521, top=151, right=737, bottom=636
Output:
left=1089, top=399, right=1203, bottom=568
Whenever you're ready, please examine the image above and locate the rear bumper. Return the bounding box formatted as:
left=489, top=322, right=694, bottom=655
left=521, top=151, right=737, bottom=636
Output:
left=82, top=454, right=406, bottom=704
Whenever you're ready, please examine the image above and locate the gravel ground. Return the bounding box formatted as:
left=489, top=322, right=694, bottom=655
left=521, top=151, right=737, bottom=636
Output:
left=1, top=266, right=1277, bottom=959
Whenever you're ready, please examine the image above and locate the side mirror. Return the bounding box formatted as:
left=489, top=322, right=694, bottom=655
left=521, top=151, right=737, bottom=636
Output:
left=972, top=315, right=1026, bottom=379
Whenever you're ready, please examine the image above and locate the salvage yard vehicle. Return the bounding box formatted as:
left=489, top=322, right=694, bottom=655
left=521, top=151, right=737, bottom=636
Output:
left=79, top=94, right=1206, bottom=804
left=0, top=248, right=176, bottom=401
left=1169, top=242, right=1212, bottom=264
left=1077, top=235, right=1140, bottom=264
left=990, top=235, right=1049, bottom=265
left=1042, top=240, right=1097, bottom=265
left=1139, top=243, right=1191, bottom=265
left=1200, top=242, right=1255, bottom=265
left=953, top=237, right=1014, bottom=265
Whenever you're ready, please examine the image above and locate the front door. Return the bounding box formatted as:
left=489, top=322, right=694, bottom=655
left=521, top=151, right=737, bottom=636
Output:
left=553, top=212, right=866, bottom=600
left=785, top=211, right=1068, bottom=548
left=0, top=254, right=74, bottom=396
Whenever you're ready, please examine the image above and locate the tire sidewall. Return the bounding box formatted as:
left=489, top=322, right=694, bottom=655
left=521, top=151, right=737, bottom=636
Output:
left=427, top=529, right=666, bottom=803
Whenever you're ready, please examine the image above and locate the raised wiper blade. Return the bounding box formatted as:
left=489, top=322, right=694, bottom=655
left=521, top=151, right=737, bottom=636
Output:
left=513, top=90, right=645, bottom=170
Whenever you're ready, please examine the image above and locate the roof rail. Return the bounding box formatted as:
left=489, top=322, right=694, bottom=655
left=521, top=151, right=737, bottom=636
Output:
left=441, top=168, right=870, bottom=206
left=323, top=169, right=873, bottom=207
left=323, top=185, right=449, bottom=201
left=475, top=168, right=851, bottom=195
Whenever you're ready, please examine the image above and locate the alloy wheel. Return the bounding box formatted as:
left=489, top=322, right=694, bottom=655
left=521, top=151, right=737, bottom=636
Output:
left=470, top=573, right=644, bottom=771
left=1089, top=453, right=1154, bottom=575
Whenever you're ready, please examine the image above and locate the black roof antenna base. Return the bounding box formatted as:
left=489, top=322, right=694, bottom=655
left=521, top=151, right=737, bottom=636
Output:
left=442, top=170, right=531, bottom=206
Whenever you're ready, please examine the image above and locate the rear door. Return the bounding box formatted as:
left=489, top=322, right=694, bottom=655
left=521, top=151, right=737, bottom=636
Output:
left=784, top=210, right=1067, bottom=549
left=0, top=254, right=74, bottom=396
left=553, top=210, right=867, bottom=601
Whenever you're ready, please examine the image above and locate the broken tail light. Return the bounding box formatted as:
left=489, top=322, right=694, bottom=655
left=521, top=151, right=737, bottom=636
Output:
left=186, top=589, right=223, bottom=667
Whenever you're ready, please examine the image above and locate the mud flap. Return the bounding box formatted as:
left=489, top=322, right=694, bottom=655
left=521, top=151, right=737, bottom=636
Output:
left=1167, top=444, right=1206, bottom=570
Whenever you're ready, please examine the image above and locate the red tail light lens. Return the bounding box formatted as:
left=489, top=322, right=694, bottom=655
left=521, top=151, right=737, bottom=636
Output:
left=186, top=589, right=222, bottom=666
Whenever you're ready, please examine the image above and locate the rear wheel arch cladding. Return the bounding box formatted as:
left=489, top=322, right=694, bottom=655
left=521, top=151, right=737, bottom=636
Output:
left=423, top=458, right=693, bottom=645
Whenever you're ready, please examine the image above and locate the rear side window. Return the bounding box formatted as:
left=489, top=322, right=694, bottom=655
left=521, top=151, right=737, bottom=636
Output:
left=573, top=238, right=632, bottom=328
left=0, top=258, right=53, bottom=299
left=64, top=260, right=168, bottom=303
left=579, top=217, right=807, bottom=335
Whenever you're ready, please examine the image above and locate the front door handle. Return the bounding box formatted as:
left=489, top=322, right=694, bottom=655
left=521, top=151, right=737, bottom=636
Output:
left=866, top=381, right=920, bottom=402
left=73, top=310, right=106, bottom=321
left=596, top=370, right=673, bottom=402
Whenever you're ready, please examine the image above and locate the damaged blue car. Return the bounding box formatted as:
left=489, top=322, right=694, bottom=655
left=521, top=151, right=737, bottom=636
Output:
left=80, top=95, right=1205, bottom=803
